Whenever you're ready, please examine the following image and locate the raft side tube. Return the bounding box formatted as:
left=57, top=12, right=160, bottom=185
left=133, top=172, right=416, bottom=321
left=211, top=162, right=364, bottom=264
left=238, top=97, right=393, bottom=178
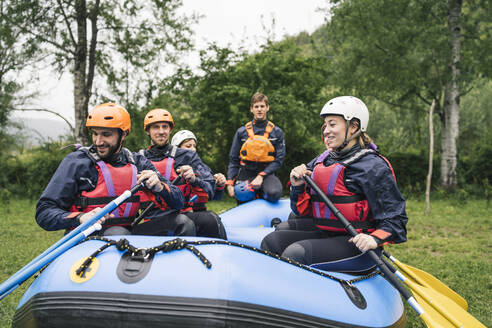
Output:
left=220, top=198, right=291, bottom=228
left=15, top=236, right=405, bottom=327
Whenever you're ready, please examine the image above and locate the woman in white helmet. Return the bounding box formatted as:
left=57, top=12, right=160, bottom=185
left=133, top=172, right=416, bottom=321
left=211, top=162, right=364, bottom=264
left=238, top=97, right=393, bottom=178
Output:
left=261, top=96, right=408, bottom=274
left=171, top=129, right=227, bottom=206
left=171, top=130, right=198, bottom=152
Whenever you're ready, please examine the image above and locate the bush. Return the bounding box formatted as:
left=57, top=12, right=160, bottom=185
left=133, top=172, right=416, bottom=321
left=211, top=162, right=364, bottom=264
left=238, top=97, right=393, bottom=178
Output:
left=1, top=140, right=488, bottom=202
left=1, top=142, right=71, bottom=199
left=385, top=151, right=440, bottom=197
left=461, top=142, right=492, bottom=187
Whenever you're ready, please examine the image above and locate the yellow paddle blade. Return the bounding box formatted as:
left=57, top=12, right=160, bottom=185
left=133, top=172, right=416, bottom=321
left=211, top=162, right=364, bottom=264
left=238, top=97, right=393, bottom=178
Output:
left=392, top=257, right=468, bottom=310
left=416, top=294, right=460, bottom=328
left=404, top=277, right=486, bottom=327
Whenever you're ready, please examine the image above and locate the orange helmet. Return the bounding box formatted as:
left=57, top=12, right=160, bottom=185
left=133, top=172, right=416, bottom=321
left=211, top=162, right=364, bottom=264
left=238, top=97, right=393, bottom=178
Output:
left=86, top=103, right=131, bottom=132
left=144, top=108, right=174, bottom=130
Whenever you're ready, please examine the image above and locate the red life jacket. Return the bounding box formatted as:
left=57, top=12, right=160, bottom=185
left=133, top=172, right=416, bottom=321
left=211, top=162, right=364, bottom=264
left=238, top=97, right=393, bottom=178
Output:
left=145, top=145, right=179, bottom=182
left=181, top=185, right=209, bottom=212
left=139, top=146, right=189, bottom=210
left=311, top=149, right=394, bottom=233
left=70, top=148, right=140, bottom=227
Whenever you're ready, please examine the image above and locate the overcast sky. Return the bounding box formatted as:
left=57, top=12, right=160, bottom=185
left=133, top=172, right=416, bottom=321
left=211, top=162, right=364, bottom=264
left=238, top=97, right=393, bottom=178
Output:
left=15, top=0, right=328, bottom=123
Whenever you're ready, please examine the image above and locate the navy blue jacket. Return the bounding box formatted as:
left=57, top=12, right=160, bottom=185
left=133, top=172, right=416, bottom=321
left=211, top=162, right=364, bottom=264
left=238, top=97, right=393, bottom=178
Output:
left=290, top=145, right=408, bottom=244
left=36, top=146, right=184, bottom=231
left=227, top=119, right=286, bottom=180
left=142, top=144, right=216, bottom=216
left=202, top=162, right=225, bottom=201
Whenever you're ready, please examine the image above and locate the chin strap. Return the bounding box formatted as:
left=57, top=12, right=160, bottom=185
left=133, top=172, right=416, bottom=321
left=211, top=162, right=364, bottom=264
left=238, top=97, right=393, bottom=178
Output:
left=336, top=121, right=361, bottom=152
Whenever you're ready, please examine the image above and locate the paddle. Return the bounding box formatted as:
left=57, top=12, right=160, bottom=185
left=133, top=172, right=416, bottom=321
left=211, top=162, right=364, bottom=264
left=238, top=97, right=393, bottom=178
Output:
left=130, top=176, right=189, bottom=228
left=0, top=182, right=144, bottom=300
left=381, top=257, right=486, bottom=327
left=383, top=250, right=468, bottom=310
left=303, top=175, right=454, bottom=328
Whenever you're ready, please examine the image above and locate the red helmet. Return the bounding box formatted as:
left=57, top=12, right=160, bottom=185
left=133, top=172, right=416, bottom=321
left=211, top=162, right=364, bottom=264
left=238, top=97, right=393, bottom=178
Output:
left=86, top=103, right=131, bottom=132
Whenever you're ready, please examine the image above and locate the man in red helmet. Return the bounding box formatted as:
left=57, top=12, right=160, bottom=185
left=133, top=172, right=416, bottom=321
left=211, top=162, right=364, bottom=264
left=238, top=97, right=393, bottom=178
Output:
left=36, top=103, right=195, bottom=236
left=139, top=108, right=226, bottom=239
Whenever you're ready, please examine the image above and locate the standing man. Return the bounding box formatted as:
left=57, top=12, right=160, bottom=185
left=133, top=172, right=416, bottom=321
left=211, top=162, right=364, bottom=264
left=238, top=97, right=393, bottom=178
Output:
left=140, top=108, right=226, bottom=239
left=226, top=92, right=285, bottom=203
left=36, top=103, right=193, bottom=236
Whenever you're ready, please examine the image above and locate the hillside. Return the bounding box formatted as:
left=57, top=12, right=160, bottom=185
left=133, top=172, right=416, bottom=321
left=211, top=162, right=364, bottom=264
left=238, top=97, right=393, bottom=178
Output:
left=8, top=118, right=71, bottom=147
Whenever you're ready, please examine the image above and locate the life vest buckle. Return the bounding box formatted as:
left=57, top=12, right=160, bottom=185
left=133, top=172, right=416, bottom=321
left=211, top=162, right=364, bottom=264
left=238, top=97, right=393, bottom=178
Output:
left=79, top=197, right=88, bottom=210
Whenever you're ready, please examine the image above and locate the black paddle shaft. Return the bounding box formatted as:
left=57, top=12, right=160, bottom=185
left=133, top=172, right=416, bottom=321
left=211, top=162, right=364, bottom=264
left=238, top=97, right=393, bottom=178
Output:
left=131, top=176, right=184, bottom=227
left=304, top=175, right=414, bottom=301
left=130, top=182, right=145, bottom=195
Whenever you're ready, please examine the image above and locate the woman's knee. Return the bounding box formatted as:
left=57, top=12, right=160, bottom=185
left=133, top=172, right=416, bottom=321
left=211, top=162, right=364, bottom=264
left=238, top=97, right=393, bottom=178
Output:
left=103, top=226, right=132, bottom=236
left=175, top=214, right=196, bottom=236
left=260, top=232, right=279, bottom=253
left=281, top=243, right=308, bottom=264
left=262, top=175, right=282, bottom=203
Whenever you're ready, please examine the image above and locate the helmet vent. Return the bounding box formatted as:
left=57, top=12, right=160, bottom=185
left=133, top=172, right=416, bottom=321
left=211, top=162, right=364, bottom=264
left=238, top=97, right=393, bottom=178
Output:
left=104, top=116, right=114, bottom=120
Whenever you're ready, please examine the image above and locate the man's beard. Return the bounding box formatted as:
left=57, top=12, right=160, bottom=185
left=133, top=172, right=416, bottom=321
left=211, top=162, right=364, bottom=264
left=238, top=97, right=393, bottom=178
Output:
left=96, top=142, right=120, bottom=159
left=151, top=135, right=168, bottom=147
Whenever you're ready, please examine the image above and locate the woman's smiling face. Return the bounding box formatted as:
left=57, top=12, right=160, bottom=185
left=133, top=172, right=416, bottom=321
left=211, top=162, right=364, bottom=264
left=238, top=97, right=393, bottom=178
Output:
left=322, top=115, right=347, bottom=150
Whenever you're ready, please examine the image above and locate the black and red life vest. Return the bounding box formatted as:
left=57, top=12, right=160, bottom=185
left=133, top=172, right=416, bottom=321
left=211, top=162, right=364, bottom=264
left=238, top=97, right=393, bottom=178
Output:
left=138, top=146, right=180, bottom=210
left=139, top=146, right=191, bottom=210
left=239, top=121, right=276, bottom=163
left=142, top=146, right=179, bottom=182
left=311, top=149, right=395, bottom=233
left=179, top=186, right=208, bottom=212
left=70, top=147, right=140, bottom=227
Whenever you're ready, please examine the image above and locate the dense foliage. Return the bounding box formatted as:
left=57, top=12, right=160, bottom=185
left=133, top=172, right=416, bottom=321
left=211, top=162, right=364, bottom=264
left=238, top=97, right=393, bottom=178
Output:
left=1, top=1, right=491, bottom=202
left=156, top=41, right=332, bottom=182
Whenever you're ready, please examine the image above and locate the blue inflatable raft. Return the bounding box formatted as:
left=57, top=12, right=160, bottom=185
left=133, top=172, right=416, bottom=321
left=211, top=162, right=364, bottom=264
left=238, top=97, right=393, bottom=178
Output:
left=13, top=199, right=406, bottom=328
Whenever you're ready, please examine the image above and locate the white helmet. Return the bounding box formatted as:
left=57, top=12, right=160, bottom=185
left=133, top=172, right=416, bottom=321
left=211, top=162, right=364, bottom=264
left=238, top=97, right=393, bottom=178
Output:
left=320, top=96, right=369, bottom=132
left=171, top=130, right=197, bottom=147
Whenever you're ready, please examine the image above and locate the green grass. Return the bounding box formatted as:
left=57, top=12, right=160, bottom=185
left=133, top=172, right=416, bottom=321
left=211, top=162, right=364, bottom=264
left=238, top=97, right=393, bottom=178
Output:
left=0, top=197, right=490, bottom=327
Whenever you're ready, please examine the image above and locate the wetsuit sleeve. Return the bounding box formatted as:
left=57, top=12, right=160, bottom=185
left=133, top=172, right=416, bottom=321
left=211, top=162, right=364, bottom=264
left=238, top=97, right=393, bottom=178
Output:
left=351, top=157, right=408, bottom=244
left=213, top=186, right=225, bottom=201
left=227, top=128, right=243, bottom=180
left=185, top=152, right=216, bottom=200
left=136, top=154, right=184, bottom=210
left=289, top=184, right=313, bottom=216
left=262, top=126, right=285, bottom=176
left=289, top=158, right=317, bottom=216
left=35, top=154, right=94, bottom=231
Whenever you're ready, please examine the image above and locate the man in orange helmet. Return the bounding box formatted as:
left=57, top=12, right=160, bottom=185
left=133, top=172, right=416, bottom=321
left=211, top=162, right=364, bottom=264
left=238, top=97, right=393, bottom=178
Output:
left=36, top=103, right=195, bottom=236
left=139, top=108, right=226, bottom=239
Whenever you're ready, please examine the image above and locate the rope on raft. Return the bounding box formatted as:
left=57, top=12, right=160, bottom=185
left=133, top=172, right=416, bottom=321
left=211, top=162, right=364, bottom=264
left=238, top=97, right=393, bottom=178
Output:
left=76, top=236, right=381, bottom=286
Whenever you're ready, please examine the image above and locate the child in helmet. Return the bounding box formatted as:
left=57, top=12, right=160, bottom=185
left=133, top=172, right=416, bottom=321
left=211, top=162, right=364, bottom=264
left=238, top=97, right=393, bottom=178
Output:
left=261, top=96, right=408, bottom=274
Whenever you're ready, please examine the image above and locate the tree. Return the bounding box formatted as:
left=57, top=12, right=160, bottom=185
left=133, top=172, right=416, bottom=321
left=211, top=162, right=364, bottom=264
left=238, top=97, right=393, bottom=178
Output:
left=0, top=0, right=39, bottom=152
left=158, top=39, right=332, bottom=183
left=321, top=0, right=491, bottom=190
left=12, top=0, right=197, bottom=145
